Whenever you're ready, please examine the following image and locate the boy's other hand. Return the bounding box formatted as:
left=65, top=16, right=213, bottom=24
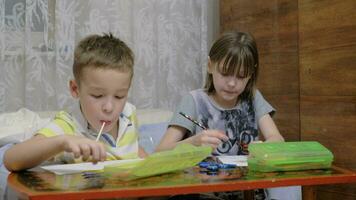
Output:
left=192, top=130, right=228, bottom=149
left=60, top=135, right=107, bottom=163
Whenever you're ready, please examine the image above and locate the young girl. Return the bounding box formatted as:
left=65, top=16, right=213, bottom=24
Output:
left=156, top=31, right=284, bottom=155
left=156, top=31, right=292, bottom=200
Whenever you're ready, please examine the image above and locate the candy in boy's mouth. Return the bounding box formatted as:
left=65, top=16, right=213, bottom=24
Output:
left=100, top=120, right=112, bottom=126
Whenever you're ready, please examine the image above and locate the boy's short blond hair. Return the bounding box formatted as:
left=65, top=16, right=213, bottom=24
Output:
left=73, top=33, right=134, bottom=85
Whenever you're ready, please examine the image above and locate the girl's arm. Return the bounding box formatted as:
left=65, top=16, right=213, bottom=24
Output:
left=138, top=146, right=148, bottom=158
left=4, top=134, right=106, bottom=171
left=155, top=126, right=186, bottom=151
left=155, top=125, right=228, bottom=152
left=258, top=114, right=284, bottom=142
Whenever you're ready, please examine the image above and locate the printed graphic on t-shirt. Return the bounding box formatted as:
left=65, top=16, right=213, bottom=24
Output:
left=192, top=90, right=258, bottom=155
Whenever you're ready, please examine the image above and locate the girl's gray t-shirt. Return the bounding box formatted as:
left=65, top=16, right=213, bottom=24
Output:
left=169, top=89, right=275, bottom=155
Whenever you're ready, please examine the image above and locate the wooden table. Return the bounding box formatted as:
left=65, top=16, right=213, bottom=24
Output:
left=7, top=165, right=356, bottom=200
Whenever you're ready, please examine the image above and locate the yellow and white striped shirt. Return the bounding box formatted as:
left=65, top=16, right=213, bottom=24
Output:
left=37, top=102, right=139, bottom=163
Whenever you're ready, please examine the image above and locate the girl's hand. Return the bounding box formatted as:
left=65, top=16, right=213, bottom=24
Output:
left=191, top=130, right=228, bottom=149
left=60, top=135, right=107, bottom=163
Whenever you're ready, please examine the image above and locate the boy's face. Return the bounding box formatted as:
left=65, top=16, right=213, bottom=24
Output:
left=70, top=67, right=132, bottom=135
left=208, top=59, right=250, bottom=108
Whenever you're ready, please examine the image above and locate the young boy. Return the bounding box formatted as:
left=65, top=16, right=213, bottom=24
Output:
left=3, top=33, right=147, bottom=171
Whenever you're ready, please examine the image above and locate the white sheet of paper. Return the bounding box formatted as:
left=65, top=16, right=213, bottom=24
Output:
left=41, top=159, right=143, bottom=175
left=217, top=155, right=248, bottom=167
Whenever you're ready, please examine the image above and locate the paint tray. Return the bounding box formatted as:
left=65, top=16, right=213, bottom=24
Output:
left=247, top=141, right=333, bottom=172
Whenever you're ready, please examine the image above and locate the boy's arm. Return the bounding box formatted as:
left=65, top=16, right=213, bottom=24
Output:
left=258, top=114, right=284, bottom=142
left=4, top=134, right=66, bottom=171
left=4, top=134, right=107, bottom=171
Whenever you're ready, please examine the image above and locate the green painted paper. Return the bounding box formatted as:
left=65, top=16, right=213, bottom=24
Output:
left=104, top=143, right=212, bottom=180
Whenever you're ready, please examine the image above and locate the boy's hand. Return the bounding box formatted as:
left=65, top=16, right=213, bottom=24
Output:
left=191, top=130, right=228, bottom=149
left=60, top=135, right=107, bottom=163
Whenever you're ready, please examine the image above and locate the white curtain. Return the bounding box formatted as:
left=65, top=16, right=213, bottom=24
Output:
left=0, top=0, right=219, bottom=113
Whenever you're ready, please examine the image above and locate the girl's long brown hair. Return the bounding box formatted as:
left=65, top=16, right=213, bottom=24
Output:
left=204, top=31, right=259, bottom=101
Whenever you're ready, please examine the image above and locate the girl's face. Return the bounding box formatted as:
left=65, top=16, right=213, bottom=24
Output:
left=208, top=60, right=251, bottom=108
left=70, top=67, right=131, bottom=137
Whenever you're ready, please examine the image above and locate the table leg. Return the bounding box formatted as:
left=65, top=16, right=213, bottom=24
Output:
left=244, top=190, right=255, bottom=200
left=302, top=186, right=316, bottom=200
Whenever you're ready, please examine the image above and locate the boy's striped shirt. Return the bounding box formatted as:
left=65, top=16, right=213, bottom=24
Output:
left=37, top=102, right=139, bottom=163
